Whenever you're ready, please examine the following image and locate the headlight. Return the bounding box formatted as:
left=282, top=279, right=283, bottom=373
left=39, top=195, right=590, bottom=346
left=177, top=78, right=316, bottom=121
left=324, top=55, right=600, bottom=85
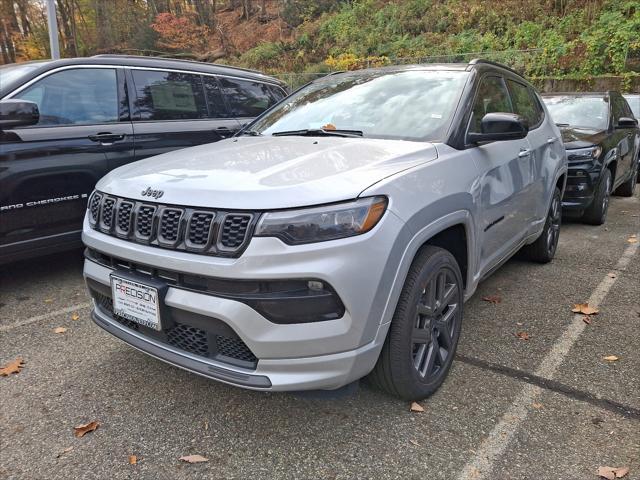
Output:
left=255, top=196, right=387, bottom=245
left=567, top=145, right=602, bottom=162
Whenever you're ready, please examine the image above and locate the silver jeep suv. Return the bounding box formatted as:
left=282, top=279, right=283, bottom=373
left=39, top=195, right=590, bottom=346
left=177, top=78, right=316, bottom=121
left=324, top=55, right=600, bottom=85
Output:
left=83, top=60, right=567, bottom=400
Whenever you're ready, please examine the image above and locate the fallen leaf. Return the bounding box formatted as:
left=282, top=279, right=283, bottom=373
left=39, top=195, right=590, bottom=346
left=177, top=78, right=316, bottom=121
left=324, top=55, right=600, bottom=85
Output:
left=603, top=355, right=619, bottom=362
left=179, top=455, right=208, bottom=464
left=572, top=303, right=599, bottom=315
left=0, top=357, right=25, bottom=376
left=607, top=273, right=617, bottom=279
left=410, top=402, right=425, bottom=412
left=515, top=331, right=530, bottom=341
left=582, top=316, right=592, bottom=325
left=128, top=455, right=137, bottom=465
left=54, top=327, right=67, bottom=334
left=482, top=295, right=502, bottom=304
left=71, top=313, right=80, bottom=321
left=44, top=298, right=54, bottom=303
left=598, top=466, right=616, bottom=480
left=531, top=403, right=543, bottom=409
left=73, top=421, right=99, bottom=438
left=598, top=466, right=630, bottom=479
left=409, top=439, right=420, bottom=446
left=56, top=446, right=73, bottom=458
left=628, top=235, right=638, bottom=244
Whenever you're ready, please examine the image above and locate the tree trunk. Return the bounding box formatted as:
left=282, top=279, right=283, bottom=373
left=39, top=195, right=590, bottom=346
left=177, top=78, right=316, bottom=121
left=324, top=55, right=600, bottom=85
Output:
left=94, top=0, right=110, bottom=51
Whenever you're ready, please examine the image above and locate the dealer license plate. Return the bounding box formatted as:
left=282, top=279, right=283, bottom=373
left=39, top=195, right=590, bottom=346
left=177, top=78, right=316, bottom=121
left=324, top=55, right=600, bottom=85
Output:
left=110, top=275, right=161, bottom=330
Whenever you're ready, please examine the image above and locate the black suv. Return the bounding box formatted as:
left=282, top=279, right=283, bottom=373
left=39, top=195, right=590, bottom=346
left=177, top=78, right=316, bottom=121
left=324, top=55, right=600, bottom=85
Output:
left=542, top=91, right=639, bottom=224
left=0, top=55, right=287, bottom=264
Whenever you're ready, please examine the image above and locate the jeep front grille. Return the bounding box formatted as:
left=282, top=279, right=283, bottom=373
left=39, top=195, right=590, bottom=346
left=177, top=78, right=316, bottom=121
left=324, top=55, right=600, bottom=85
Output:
left=89, top=192, right=254, bottom=257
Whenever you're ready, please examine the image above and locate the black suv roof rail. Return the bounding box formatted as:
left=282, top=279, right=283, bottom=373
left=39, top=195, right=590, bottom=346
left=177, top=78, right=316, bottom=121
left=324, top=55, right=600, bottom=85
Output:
left=467, top=58, right=523, bottom=77
left=90, top=54, right=266, bottom=76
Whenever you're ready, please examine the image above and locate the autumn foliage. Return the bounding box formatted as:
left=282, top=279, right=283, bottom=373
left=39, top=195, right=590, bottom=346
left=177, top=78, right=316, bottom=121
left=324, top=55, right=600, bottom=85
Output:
left=151, top=13, right=209, bottom=52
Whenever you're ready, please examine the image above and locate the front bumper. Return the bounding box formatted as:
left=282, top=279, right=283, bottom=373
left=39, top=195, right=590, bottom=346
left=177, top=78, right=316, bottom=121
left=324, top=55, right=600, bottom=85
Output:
left=82, top=211, right=405, bottom=391
left=561, top=161, right=601, bottom=212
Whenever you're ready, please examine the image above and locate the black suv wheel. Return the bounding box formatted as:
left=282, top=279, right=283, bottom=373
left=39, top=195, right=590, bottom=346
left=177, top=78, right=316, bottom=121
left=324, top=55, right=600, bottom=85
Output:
left=615, top=158, right=638, bottom=197
left=583, top=168, right=612, bottom=225
left=369, top=246, right=463, bottom=400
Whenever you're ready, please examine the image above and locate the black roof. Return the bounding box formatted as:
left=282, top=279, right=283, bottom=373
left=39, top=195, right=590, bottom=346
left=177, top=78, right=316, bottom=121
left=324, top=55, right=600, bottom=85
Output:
left=0, top=55, right=285, bottom=97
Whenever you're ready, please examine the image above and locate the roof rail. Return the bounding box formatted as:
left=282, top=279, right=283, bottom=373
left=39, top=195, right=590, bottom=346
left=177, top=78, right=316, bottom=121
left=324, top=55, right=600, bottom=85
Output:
left=90, top=54, right=268, bottom=76
left=467, top=58, right=523, bottom=77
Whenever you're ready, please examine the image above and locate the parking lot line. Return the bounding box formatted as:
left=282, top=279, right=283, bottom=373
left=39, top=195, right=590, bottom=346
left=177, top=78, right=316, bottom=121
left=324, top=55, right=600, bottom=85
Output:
left=456, top=235, right=640, bottom=480
left=0, top=302, right=91, bottom=333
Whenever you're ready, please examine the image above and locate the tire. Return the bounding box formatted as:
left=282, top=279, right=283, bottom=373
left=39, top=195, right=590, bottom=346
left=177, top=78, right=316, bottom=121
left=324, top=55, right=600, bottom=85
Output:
left=583, top=168, right=612, bottom=225
left=369, top=246, right=464, bottom=400
left=615, top=158, right=638, bottom=197
left=522, top=186, right=561, bottom=263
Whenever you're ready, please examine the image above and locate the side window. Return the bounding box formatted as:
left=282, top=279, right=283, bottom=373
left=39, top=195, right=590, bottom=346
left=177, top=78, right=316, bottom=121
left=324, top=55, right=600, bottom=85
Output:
left=266, top=84, right=287, bottom=102
left=219, top=78, right=278, bottom=117
left=14, top=68, right=118, bottom=126
left=468, top=76, right=513, bottom=133
left=506, top=79, right=540, bottom=128
left=202, top=76, right=231, bottom=118
left=611, top=95, right=626, bottom=123
left=131, top=70, right=207, bottom=121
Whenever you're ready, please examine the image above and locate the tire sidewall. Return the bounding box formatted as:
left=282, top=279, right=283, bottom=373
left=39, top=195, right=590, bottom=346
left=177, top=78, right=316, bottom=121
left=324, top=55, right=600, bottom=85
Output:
left=388, top=247, right=464, bottom=399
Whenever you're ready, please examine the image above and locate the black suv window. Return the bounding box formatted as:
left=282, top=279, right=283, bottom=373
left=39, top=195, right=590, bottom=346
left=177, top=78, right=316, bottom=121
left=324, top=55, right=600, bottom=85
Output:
left=131, top=69, right=207, bottom=121
left=219, top=77, right=278, bottom=117
left=611, top=94, right=626, bottom=123
left=469, top=76, right=513, bottom=133
left=507, top=79, right=543, bottom=128
left=202, top=76, right=231, bottom=118
left=15, top=68, right=118, bottom=126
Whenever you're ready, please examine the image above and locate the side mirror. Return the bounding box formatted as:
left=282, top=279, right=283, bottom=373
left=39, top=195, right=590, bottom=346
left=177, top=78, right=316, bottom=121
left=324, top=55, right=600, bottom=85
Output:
left=468, top=112, right=529, bottom=143
left=615, top=117, right=638, bottom=129
left=0, top=99, right=39, bottom=129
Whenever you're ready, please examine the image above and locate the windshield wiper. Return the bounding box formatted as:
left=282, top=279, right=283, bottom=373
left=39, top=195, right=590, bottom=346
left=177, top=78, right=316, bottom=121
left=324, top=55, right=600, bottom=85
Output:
left=271, top=128, right=363, bottom=138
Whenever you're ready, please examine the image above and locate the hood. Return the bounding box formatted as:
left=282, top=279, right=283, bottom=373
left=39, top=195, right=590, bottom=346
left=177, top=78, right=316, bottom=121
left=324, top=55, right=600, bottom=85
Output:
left=97, top=136, right=437, bottom=209
left=560, top=126, right=608, bottom=150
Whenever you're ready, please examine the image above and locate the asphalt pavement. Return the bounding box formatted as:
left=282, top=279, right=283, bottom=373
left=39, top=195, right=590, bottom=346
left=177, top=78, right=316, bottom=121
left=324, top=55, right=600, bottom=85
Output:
left=1, top=190, right=638, bottom=480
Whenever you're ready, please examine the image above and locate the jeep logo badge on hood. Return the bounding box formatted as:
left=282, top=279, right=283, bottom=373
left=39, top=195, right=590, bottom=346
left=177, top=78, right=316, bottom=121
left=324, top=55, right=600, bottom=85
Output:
left=141, top=187, right=164, bottom=199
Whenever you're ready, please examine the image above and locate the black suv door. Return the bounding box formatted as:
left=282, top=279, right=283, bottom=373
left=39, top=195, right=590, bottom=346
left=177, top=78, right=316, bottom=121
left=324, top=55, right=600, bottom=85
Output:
left=218, top=76, right=286, bottom=127
left=0, top=66, right=133, bottom=260
left=611, top=92, right=635, bottom=188
left=127, top=68, right=242, bottom=162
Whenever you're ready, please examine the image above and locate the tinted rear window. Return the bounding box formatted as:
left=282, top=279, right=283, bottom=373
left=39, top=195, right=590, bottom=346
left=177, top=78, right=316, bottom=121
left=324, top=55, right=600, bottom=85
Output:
left=219, top=78, right=279, bottom=117
left=132, top=70, right=207, bottom=121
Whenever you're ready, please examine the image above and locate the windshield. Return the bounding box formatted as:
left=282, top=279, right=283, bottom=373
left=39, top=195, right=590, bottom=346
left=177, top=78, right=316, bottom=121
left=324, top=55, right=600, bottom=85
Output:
left=624, top=95, right=640, bottom=119
left=542, top=95, right=609, bottom=130
left=0, top=63, right=44, bottom=88
left=250, top=70, right=470, bottom=142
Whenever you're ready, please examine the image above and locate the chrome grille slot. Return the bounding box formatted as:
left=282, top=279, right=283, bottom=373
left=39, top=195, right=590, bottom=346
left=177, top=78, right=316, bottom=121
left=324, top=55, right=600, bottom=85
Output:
left=136, top=205, right=156, bottom=240
left=158, top=208, right=183, bottom=244
left=219, top=214, right=252, bottom=249
left=187, top=212, right=215, bottom=248
left=116, top=200, right=134, bottom=235
left=89, top=192, right=102, bottom=224
left=99, top=197, right=116, bottom=232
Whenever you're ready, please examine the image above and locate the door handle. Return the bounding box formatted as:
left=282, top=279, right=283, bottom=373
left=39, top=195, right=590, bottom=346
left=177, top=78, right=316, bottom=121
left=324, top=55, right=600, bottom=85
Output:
left=88, top=133, right=125, bottom=143
left=518, top=149, right=531, bottom=158
left=547, top=137, right=558, bottom=144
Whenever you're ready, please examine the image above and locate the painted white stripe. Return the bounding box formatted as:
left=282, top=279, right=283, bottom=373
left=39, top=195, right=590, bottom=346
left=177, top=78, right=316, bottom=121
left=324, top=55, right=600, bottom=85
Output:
left=0, top=302, right=91, bottom=333
left=457, top=237, right=639, bottom=480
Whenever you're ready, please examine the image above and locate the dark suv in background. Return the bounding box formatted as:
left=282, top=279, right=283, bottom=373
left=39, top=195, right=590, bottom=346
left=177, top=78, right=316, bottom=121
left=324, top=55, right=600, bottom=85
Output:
left=542, top=91, right=639, bottom=224
left=0, top=55, right=287, bottom=264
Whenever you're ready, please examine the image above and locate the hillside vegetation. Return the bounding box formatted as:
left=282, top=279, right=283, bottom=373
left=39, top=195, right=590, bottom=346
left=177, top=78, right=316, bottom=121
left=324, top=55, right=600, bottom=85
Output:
left=2, top=0, right=638, bottom=82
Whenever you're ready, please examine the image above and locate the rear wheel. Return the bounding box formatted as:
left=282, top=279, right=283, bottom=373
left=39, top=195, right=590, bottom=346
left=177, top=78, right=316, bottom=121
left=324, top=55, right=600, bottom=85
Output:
left=583, top=168, right=612, bottom=225
left=522, top=187, right=561, bottom=263
left=369, top=246, right=463, bottom=400
left=615, top=159, right=638, bottom=197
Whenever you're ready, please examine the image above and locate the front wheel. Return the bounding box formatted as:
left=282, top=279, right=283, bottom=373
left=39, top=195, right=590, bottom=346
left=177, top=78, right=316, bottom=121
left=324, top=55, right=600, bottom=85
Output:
left=615, top=159, right=638, bottom=197
left=583, top=168, right=612, bottom=225
left=522, top=186, right=562, bottom=263
left=369, top=246, right=463, bottom=400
